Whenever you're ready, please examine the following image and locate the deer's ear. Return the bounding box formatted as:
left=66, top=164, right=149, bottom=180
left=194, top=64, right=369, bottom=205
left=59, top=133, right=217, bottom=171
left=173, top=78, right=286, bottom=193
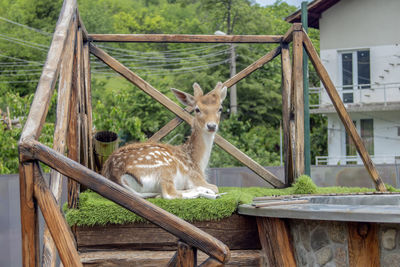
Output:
left=220, top=86, right=227, bottom=102
left=171, top=88, right=195, bottom=106
left=193, top=83, right=203, bottom=98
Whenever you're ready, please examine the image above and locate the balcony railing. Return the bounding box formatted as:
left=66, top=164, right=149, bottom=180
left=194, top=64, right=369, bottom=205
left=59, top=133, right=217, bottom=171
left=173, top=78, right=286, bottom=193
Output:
left=316, top=155, right=400, bottom=166
left=310, top=82, right=400, bottom=109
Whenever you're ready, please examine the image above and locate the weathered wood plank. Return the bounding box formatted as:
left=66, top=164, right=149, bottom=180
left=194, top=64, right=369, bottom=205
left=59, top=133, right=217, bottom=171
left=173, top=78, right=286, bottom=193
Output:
left=83, top=41, right=94, bottom=170
left=292, top=30, right=304, bottom=179
left=77, top=11, right=88, bottom=42
left=177, top=242, right=196, bottom=267
left=89, top=34, right=283, bottom=43
left=18, top=162, right=40, bottom=267
left=67, top=27, right=81, bottom=209
left=282, top=23, right=302, bottom=43
left=281, top=43, right=294, bottom=185
left=256, top=217, right=296, bottom=267
left=80, top=250, right=262, bottom=267
left=20, top=139, right=230, bottom=264
left=348, top=222, right=379, bottom=267
left=302, top=31, right=386, bottom=192
left=75, top=214, right=260, bottom=251
left=149, top=46, right=281, bottom=142
left=42, top=13, right=77, bottom=267
left=167, top=252, right=178, bottom=267
left=199, top=257, right=223, bottom=267
left=32, top=163, right=82, bottom=267
left=89, top=44, right=283, bottom=187
left=20, top=0, right=77, bottom=142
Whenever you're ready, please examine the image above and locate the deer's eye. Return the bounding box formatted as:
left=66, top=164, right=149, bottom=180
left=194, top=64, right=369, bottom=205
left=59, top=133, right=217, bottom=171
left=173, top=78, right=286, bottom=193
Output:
left=195, top=107, right=201, bottom=113
left=218, top=107, right=223, bottom=112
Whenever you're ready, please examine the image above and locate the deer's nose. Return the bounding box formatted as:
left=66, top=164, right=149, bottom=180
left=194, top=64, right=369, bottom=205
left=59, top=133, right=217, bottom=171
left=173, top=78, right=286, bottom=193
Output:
left=207, top=123, right=217, bottom=132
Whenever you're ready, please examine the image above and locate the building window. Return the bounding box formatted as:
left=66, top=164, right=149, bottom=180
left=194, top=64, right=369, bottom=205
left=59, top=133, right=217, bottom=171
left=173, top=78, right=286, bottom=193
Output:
left=340, top=50, right=371, bottom=103
left=346, top=121, right=357, bottom=156
left=361, top=119, right=374, bottom=155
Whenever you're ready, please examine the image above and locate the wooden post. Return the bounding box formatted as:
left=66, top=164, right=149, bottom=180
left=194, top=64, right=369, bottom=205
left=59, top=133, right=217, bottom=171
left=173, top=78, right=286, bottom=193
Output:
left=42, top=12, right=77, bottom=267
left=83, top=41, right=94, bottom=171
left=256, top=217, right=296, bottom=267
left=302, top=31, right=386, bottom=192
left=348, top=222, right=379, bottom=267
left=67, top=27, right=81, bottom=209
left=291, top=29, right=305, bottom=179
left=18, top=162, right=39, bottom=267
left=33, top=163, right=82, bottom=267
left=177, top=241, right=196, bottom=267
left=281, top=43, right=294, bottom=185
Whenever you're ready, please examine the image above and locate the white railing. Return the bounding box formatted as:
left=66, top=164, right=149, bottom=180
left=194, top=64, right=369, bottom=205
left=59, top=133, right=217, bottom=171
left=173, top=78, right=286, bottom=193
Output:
left=310, top=82, right=400, bottom=109
left=316, top=155, right=400, bottom=166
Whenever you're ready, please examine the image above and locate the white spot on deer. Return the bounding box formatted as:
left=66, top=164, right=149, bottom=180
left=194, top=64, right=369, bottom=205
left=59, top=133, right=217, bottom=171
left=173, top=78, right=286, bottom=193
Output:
left=155, top=151, right=161, bottom=155
left=133, top=160, right=138, bottom=164
left=139, top=148, right=143, bottom=151
left=168, top=158, right=173, bottom=162
left=145, top=155, right=152, bottom=160
left=149, top=152, right=155, bottom=156
left=138, top=157, right=143, bottom=161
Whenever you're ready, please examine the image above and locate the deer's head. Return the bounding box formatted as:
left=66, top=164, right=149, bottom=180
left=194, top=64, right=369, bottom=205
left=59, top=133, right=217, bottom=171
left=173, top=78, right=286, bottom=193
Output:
left=172, top=82, right=227, bottom=134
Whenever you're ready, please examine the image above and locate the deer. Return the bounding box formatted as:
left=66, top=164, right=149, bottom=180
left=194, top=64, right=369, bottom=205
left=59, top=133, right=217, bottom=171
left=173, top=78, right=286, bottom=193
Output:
left=102, top=82, right=227, bottom=199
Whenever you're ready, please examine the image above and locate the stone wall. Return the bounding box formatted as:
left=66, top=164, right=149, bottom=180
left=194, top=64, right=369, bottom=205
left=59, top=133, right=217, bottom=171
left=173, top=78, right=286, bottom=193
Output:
left=289, top=219, right=400, bottom=266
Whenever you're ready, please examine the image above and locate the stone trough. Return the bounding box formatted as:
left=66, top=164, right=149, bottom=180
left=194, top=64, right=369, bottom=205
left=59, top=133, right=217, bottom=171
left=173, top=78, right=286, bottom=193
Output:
left=239, top=193, right=400, bottom=266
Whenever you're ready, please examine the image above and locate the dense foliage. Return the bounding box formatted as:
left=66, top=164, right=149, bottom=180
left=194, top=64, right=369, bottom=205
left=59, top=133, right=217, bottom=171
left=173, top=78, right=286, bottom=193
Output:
left=0, top=0, right=325, bottom=174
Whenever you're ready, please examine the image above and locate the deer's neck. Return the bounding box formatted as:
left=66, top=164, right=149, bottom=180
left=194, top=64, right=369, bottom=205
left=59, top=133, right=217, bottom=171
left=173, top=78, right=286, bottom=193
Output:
left=183, top=128, right=215, bottom=173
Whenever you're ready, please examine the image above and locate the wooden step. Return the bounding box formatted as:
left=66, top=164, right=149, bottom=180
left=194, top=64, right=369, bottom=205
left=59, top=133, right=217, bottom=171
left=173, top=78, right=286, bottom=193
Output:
left=80, top=249, right=264, bottom=266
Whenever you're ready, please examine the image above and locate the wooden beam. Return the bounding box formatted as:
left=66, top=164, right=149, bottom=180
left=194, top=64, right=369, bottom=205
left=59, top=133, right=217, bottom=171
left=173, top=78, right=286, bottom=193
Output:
left=20, top=0, right=77, bottom=142
left=256, top=217, right=296, bottom=267
left=167, top=252, right=178, bottom=267
left=90, top=44, right=283, bottom=187
left=19, top=139, right=231, bottom=264
left=199, top=257, right=224, bottom=267
left=77, top=11, right=88, bottom=42
left=177, top=241, right=196, bottom=267
left=291, top=30, right=304, bottom=179
left=18, top=162, right=39, bottom=267
left=282, top=23, right=302, bottom=43
left=89, top=34, right=283, bottom=43
left=148, top=46, right=281, bottom=142
left=42, top=13, right=77, bottom=267
left=348, top=222, right=379, bottom=267
left=83, top=41, right=94, bottom=170
left=281, top=43, right=294, bottom=185
left=302, top=31, right=386, bottom=192
left=32, top=163, right=82, bottom=267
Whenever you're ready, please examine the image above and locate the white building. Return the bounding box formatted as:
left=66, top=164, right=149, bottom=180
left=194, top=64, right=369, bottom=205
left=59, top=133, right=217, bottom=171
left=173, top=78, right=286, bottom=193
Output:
left=287, top=0, right=400, bottom=165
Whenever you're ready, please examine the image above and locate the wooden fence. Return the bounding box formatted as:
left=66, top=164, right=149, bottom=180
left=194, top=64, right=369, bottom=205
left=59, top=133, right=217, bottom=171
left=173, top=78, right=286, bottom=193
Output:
left=17, top=0, right=386, bottom=266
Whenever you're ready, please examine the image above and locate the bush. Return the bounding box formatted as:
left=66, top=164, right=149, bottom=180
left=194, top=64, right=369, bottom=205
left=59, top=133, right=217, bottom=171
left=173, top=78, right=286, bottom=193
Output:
left=292, top=175, right=317, bottom=194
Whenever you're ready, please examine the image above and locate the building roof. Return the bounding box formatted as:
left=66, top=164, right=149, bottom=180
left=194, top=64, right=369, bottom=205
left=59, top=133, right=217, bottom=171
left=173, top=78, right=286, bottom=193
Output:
left=285, top=0, right=341, bottom=29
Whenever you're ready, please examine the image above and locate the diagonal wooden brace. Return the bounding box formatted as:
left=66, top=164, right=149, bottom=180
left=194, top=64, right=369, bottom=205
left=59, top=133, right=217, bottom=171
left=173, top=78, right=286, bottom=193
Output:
left=89, top=44, right=284, bottom=188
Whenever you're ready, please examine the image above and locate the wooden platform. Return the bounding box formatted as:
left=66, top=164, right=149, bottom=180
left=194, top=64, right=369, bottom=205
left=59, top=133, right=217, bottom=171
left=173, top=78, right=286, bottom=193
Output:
left=75, top=214, right=261, bottom=251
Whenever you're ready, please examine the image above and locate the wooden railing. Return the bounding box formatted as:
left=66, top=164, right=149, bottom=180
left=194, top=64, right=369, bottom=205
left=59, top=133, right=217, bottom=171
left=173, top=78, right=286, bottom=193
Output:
left=18, top=0, right=386, bottom=266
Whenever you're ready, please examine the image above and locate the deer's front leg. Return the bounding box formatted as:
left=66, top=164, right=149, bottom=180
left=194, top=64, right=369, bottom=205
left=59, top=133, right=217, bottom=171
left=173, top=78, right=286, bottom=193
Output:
left=189, top=172, right=219, bottom=194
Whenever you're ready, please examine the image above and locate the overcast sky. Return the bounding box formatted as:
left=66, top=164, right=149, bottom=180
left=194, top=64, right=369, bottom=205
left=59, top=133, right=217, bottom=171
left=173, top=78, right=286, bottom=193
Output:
left=254, top=0, right=309, bottom=8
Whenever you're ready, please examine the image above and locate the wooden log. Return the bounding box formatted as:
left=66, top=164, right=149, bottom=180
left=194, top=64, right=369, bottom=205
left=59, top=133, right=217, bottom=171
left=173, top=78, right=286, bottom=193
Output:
left=32, top=163, right=82, bottom=267
left=89, top=45, right=283, bottom=187
left=281, top=43, right=294, bottom=185
left=19, top=139, right=231, bottom=264
left=302, top=31, right=386, bottom=192
left=282, top=23, right=302, bottom=43
left=67, top=28, right=81, bottom=209
left=82, top=41, right=94, bottom=170
left=177, top=241, right=196, bottom=267
left=348, top=222, right=379, bottom=267
left=20, top=0, right=77, bottom=142
left=199, top=257, right=223, bottom=267
left=256, top=217, right=296, bottom=267
left=149, top=46, right=281, bottom=142
left=77, top=11, right=88, bottom=42
left=291, top=30, right=304, bottom=179
left=42, top=13, right=77, bottom=267
left=18, top=162, right=40, bottom=267
left=89, top=34, right=283, bottom=43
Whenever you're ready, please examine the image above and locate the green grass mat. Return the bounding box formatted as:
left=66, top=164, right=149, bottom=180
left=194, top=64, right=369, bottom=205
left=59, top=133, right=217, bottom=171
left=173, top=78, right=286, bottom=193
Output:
left=64, top=176, right=399, bottom=226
